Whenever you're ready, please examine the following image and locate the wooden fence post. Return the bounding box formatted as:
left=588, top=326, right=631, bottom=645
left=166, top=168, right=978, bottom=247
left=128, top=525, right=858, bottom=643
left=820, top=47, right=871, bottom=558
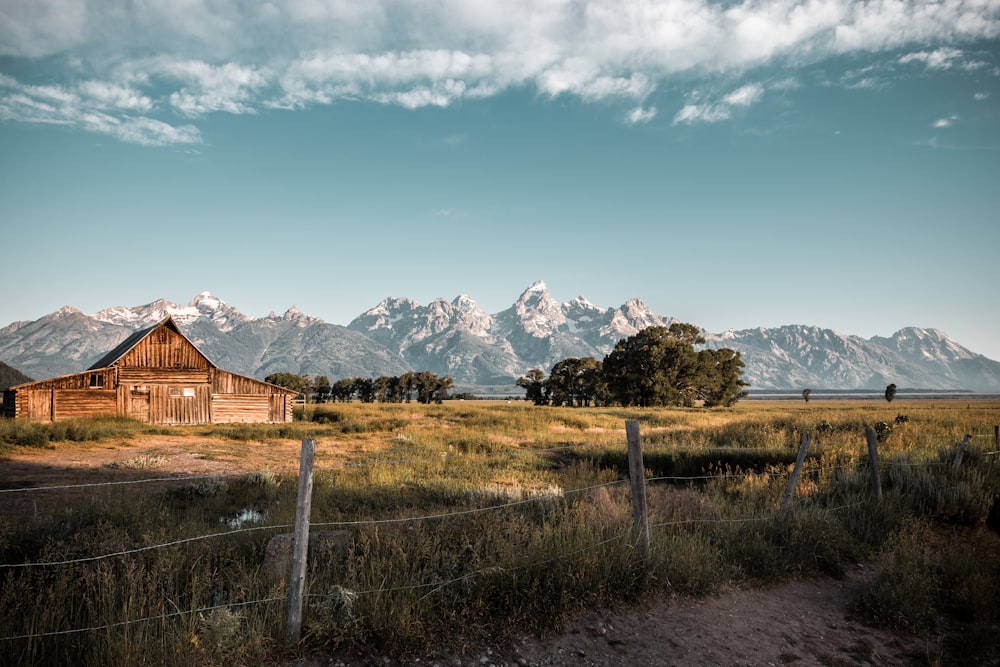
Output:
left=865, top=428, right=882, bottom=501
left=778, top=433, right=812, bottom=520
left=286, top=438, right=316, bottom=645
left=625, top=420, right=649, bottom=562
left=953, top=434, right=972, bottom=468
left=994, top=425, right=999, bottom=453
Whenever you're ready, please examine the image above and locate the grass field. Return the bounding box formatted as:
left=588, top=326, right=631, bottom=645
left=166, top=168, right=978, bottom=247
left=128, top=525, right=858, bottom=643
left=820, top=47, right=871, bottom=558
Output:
left=1, top=399, right=998, bottom=665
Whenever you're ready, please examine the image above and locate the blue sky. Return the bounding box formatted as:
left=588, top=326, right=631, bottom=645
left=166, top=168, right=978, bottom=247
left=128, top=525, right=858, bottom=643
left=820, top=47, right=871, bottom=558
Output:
left=2, top=1, right=999, bottom=361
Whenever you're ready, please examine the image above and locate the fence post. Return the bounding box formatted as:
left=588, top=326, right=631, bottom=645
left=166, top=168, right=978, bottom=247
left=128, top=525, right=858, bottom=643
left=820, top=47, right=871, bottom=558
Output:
left=625, top=420, right=649, bottom=562
left=953, top=434, right=972, bottom=468
left=994, top=426, right=999, bottom=453
left=778, top=433, right=812, bottom=521
left=286, top=438, right=316, bottom=645
left=865, top=428, right=882, bottom=501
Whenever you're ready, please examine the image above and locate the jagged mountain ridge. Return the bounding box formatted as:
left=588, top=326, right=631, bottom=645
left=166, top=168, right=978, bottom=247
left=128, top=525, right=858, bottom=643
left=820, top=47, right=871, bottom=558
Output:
left=0, top=292, right=411, bottom=383
left=2, top=284, right=1000, bottom=391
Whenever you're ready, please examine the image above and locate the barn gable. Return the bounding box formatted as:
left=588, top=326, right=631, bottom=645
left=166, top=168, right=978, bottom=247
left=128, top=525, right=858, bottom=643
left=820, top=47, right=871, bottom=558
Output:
left=3, top=317, right=296, bottom=424
left=89, top=316, right=216, bottom=371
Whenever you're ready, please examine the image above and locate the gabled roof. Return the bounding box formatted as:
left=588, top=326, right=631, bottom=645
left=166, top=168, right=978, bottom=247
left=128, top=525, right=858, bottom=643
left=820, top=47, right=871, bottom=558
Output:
left=87, top=316, right=218, bottom=370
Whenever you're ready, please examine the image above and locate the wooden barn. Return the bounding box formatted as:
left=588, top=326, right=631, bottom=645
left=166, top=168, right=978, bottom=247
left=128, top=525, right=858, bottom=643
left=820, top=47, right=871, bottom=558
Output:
left=2, top=316, right=297, bottom=424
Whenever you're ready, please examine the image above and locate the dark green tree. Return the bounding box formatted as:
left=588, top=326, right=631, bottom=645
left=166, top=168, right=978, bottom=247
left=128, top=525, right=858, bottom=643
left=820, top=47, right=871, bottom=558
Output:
left=313, top=375, right=331, bottom=403
left=331, top=378, right=356, bottom=402
left=667, top=322, right=706, bottom=345
left=885, top=383, right=897, bottom=403
left=601, top=325, right=746, bottom=408
left=516, top=369, right=548, bottom=405
left=601, top=326, right=699, bottom=407
left=353, top=377, right=376, bottom=403
left=695, top=347, right=748, bottom=407
left=545, top=357, right=601, bottom=406
left=802, top=388, right=812, bottom=403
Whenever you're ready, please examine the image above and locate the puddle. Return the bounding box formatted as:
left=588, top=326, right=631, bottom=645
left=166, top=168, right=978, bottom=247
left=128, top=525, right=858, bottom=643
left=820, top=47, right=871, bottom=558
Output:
left=226, top=508, right=267, bottom=528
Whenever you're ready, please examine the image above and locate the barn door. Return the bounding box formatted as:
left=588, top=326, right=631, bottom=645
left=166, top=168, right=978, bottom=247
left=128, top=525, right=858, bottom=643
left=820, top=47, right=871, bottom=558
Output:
left=128, top=387, right=150, bottom=422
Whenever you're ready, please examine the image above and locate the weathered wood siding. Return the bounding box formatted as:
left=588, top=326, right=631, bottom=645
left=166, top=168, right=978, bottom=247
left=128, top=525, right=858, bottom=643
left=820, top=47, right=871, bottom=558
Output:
left=121, top=385, right=150, bottom=422
left=52, top=389, right=118, bottom=420
left=212, top=370, right=266, bottom=394
left=117, top=326, right=211, bottom=370
left=210, top=370, right=295, bottom=422
left=272, top=394, right=292, bottom=422
left=149, top=385, right=211, bottom=424
left=211, top=395, right=271, bottom=423
left=119, top=368, right=210, bottom=384
left=25, top=389, right=52, bottom=421
left=12, top=369, right=116, bottom=392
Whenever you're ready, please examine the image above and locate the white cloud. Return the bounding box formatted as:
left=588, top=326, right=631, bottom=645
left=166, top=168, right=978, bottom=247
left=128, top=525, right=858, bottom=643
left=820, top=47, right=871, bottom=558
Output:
left=2, top=0, right=999, bottom=144
left=77, top=80, right=153, bottom=112
left=933, top=115, right=958, bottom=128
left=159, top=60, right=268, bottom=116
left=899, top=47, right=965, bottom=70
left=974, top=91, right=991, bottom=101
left=0, top=71, right=200, bottom=145
left=672, top=83, right=764, bottom=125
left=626, top=106, right=657, bottom=124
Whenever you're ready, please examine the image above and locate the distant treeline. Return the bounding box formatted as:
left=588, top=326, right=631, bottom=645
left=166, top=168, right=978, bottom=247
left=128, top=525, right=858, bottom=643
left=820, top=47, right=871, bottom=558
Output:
left=265, top=371, right=454, bottom=404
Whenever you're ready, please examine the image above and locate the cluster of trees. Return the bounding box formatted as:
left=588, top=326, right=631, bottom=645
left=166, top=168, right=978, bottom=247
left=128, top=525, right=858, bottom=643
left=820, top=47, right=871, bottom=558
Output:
left=264, top=371, right=454, bottom=404
left=517, top=323, right=748, bottom=408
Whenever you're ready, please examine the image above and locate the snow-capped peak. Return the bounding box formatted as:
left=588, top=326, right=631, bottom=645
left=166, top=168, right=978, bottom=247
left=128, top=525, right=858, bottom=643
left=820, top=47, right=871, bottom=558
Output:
left=92, top=292, right=249, bottom=332
left=525, top=279, right=547, bottom=293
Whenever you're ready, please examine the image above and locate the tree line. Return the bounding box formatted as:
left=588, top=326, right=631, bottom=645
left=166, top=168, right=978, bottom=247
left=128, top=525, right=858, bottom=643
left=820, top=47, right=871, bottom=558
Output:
left=264, top=371, right=455, bottom=404
left=517, top=323, right=748, bottom=408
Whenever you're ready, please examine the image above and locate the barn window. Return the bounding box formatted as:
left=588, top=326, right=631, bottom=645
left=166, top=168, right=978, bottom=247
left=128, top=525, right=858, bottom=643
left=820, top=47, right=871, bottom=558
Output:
left=169, top=387, right=196, bottom=397
left=89, top=374, right=104, bottom=388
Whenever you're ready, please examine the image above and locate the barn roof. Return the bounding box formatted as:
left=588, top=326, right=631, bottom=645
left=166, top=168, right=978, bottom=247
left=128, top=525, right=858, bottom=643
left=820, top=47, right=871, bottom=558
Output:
left=87, top=316, right=218, bottom=370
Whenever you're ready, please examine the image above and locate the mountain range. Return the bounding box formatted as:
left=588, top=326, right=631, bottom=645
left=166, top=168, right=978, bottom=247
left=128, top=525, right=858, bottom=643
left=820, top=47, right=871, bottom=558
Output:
left=2, top=281, right=1000, bottom=393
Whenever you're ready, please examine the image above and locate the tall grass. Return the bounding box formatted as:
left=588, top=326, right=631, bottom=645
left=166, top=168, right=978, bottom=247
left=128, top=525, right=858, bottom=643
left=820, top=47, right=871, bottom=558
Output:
left=0, top=416, right=149, bottom=450
left=1, top=400, right=998, bottom=665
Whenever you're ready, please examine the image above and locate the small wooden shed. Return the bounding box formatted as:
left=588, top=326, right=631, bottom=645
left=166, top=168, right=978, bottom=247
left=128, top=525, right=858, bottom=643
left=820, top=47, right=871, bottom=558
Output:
left=2, top=316, right=297, bottom=424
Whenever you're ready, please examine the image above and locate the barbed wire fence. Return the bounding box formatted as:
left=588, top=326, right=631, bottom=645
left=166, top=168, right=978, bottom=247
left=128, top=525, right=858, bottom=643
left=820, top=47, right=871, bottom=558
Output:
left=0, top=421, right=995, bottom=645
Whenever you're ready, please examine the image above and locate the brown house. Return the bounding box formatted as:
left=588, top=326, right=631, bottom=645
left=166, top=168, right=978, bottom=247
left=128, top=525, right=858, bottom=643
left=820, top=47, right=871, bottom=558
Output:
left=2, top=316, right=297, bottom=424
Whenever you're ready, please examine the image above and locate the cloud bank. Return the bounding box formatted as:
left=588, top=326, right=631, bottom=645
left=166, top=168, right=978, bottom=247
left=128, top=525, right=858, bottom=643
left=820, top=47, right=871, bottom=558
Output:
left=1, top=0, right=998, bottom=144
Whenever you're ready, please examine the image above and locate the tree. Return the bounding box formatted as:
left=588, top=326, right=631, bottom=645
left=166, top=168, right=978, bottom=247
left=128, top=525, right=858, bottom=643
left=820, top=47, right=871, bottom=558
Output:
left=353, top=377, right=376, bottom=403
left=667, top=322, right=706, bottom=345
left=313, top=375, right=331, bottom=403
left=802, top=389, right=812, bottom=403
left=601, top=326, right=700, bottom=407
left=265, top=372, right=312, bottom=397
left=516, top=369, right=548, bottom=405
left=600, top=324, right=746, bottom=408
left=696, top=347, right=748, bottom=408
left=545, top=357, right=601, bottom=407
left=885, top=383, right=897, bottom=403
left=330, top=378, right=355, bottom=402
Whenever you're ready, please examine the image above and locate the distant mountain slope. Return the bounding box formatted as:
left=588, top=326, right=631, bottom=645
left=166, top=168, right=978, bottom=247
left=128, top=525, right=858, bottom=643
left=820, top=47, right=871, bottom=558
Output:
left=0, top=360, right=33, bottom=390
left=2, top=285, right=999, bottom=391
left=0, top=293, right=411, bottom=383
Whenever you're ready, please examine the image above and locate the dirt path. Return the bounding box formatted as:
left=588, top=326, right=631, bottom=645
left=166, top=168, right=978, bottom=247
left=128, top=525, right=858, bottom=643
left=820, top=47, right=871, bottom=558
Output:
left=292, top=569, right=939, bottom=667
left=504, top=572, right=936, bottom=667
